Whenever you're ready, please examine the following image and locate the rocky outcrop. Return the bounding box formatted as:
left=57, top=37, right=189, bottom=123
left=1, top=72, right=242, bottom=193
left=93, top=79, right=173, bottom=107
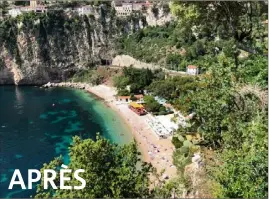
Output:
left=42, top=82, right=91, bottom=90
left=0, top=67, right=14, bottom=84
left=182, top=153, right=215, bottom=198
left=112, top=55, right=160, bottom=69
left=0, top=8, right=144, bottom=85
left=112, top=54, right=188, bottom=76
left=146, top=5, right=174, bottom=26
left=0, top=4, right=174, bottom=85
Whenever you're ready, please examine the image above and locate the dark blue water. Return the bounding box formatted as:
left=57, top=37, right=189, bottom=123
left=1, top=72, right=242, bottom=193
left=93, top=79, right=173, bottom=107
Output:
left=0, top=86, right=132, bottom=198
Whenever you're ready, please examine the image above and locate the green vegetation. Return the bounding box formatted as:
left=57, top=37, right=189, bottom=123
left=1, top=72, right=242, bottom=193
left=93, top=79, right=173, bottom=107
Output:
left=6, top=1, right=266, bottom=198
left=113, top=66, right=165, bottom=95
left=117, top=1, right=267, bottom=75
left=14, top=1, right=29, bottom=6
left=34, top=135, right=153, bottom=198
left=0, top=1, right=9, bottom=16
left=212, top=114, right=268, bottom=198
left=146, top=75, right=199, bottom=105
left=71, top=69, right=102, bottom=85
left=143, top=95, right=161, bottom=112
left=71, top=69, right=104, bottom=85
left=71, top=67, right=120, bottom=85
left=167, top=1, right=268, bottom=198
left=143, top=95, right=172, bottom=115
left=115, top=1, right=267, bottom=198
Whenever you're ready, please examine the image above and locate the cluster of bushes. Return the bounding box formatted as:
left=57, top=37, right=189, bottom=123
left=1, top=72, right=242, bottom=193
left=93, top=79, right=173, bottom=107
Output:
left=71, top=67, right=114, bottom=85
left=143, top=95, right=173, bottom=115
left=115, top=27, right=268, bottom=196
left=172, top=134, right=201, bottom=174
left=113, top=66, right=165, bottom=95
left=117, top=1, right=267, bottom=76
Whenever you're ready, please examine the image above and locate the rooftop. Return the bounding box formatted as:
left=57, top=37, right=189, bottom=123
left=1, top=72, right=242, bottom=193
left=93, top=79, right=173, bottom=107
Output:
left=187, top=65, right=198, bottom=69
left=129, top=102, right=144, bottom=109
left=118, top=96, right=130, bottom=99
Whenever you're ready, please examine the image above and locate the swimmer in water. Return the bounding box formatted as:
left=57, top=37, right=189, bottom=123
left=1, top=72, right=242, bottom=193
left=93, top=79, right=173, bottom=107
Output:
left=52, top=103, right=55, bottom=106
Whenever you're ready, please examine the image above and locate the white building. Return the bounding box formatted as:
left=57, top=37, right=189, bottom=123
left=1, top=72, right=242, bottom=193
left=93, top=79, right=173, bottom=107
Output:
left=27, top=0, right=47, bottom=13
left=20, top=5, right=46, bottom=13
left=75, top=6, right=93, bottom=16
left=8, top=0, right=46, bottom=17
left=187, top=65, right=199, bottom=75
left=30, top=0, right=37, bottom=7
left=132, top=3, right=144, bottom=11
left=114, top=2, right=133, bottom=16
left=112, top=0, right=150, bottom=16
left=8, top=8, right=22, bottom=17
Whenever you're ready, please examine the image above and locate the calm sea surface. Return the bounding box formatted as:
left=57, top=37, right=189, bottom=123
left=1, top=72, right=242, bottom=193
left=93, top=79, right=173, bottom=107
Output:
left=0, top=86, right=132, bottom=198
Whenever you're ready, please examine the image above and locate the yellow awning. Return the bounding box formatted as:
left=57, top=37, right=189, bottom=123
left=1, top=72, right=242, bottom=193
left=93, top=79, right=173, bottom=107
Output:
left=129, top=102, right=144, bottom=109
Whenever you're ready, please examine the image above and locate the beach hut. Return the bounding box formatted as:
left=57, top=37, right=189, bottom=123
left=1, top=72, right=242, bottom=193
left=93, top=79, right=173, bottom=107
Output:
left=117, top=96, right=131, bottom=102
left=128, top=102, right=146, bottom=116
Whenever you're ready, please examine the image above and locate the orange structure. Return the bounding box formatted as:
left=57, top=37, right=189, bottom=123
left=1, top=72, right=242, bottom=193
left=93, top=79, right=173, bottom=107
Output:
left=128, top=102, right=146, bottom=116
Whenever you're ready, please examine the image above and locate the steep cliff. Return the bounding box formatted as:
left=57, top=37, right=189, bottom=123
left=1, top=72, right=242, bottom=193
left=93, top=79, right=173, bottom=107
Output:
left=0, top=7, right=146, bottom=85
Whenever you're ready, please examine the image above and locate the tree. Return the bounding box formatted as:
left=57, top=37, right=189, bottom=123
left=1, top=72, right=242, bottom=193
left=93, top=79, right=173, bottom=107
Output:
left=90, top=72, right=104, bottom=85
left=170, top=1, right=267, bottom=54
left=0, top=1, right=9, bottom=16
left=147, top=80, right=176, bottom=100
left=130, top=83, right=142, bottom=94
left=14, top=1, right=29, bottom=6
left=238, top=55, right=268, bottom=88
left=34, top=135, right=153, bottom=198
left=113, top=76, right=129, bottom=89
left=117, top=89, right=130, bottom=96
left=171, top=1, right=267, bottom=41
left=144, top=95, right=161, bottom=113
left=188, top=64, right=236, bottom=148
left=210, top=114, right=268, bottom=198
left=147, top=76, right=197, bottom=101
left=114, top=67, right=155, bottom=94
left=151, top=5, right=159, bottom=18
left=130, top=94, right=137, bottom=101
left=171, top=54, right=268, bottom=197
left=162, top=4, right=170, bottom=15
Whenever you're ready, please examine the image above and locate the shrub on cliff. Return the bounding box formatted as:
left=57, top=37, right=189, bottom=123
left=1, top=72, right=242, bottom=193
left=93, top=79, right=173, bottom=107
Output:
left=34, top=135, right=153, bottom=198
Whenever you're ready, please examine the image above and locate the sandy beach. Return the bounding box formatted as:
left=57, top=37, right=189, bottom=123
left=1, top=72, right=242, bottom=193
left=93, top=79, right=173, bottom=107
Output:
left=42, top=82, right=177, bottom=178
left=87, top=84, right=177, bottom=179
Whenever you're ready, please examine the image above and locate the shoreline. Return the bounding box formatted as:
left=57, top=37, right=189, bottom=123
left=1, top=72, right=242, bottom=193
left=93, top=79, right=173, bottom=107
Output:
left=42, top=82, right=177, bottom=178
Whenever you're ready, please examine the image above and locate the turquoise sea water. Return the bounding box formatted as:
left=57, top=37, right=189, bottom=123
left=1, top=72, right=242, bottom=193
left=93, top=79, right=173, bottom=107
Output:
left=0, top=86, right=132, bottom=198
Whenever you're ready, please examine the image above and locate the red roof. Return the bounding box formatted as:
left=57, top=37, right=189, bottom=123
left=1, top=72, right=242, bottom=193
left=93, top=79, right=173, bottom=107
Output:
left=187, top=65, right=198, bottom=69
left=134, top=94, right=143, bottom=99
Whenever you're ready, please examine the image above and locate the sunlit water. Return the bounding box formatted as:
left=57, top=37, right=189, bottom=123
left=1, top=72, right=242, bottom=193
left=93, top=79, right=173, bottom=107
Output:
left=0, top=86, right=132, bottom=198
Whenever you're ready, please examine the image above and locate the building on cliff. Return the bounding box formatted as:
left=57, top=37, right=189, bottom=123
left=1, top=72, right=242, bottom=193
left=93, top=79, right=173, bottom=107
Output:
left=8, top=0, right=47, bottom=17
left=112, top=0, right=151, bottom=16
left=8, top=7, right=22, bottom=17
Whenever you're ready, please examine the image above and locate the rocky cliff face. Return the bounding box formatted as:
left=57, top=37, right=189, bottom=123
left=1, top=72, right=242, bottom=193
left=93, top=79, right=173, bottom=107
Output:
left=146, top=5, right=174, bottom=26
left=0, top=4, right=172, bottom=85
left=0, top=7, right=146, bottom=85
